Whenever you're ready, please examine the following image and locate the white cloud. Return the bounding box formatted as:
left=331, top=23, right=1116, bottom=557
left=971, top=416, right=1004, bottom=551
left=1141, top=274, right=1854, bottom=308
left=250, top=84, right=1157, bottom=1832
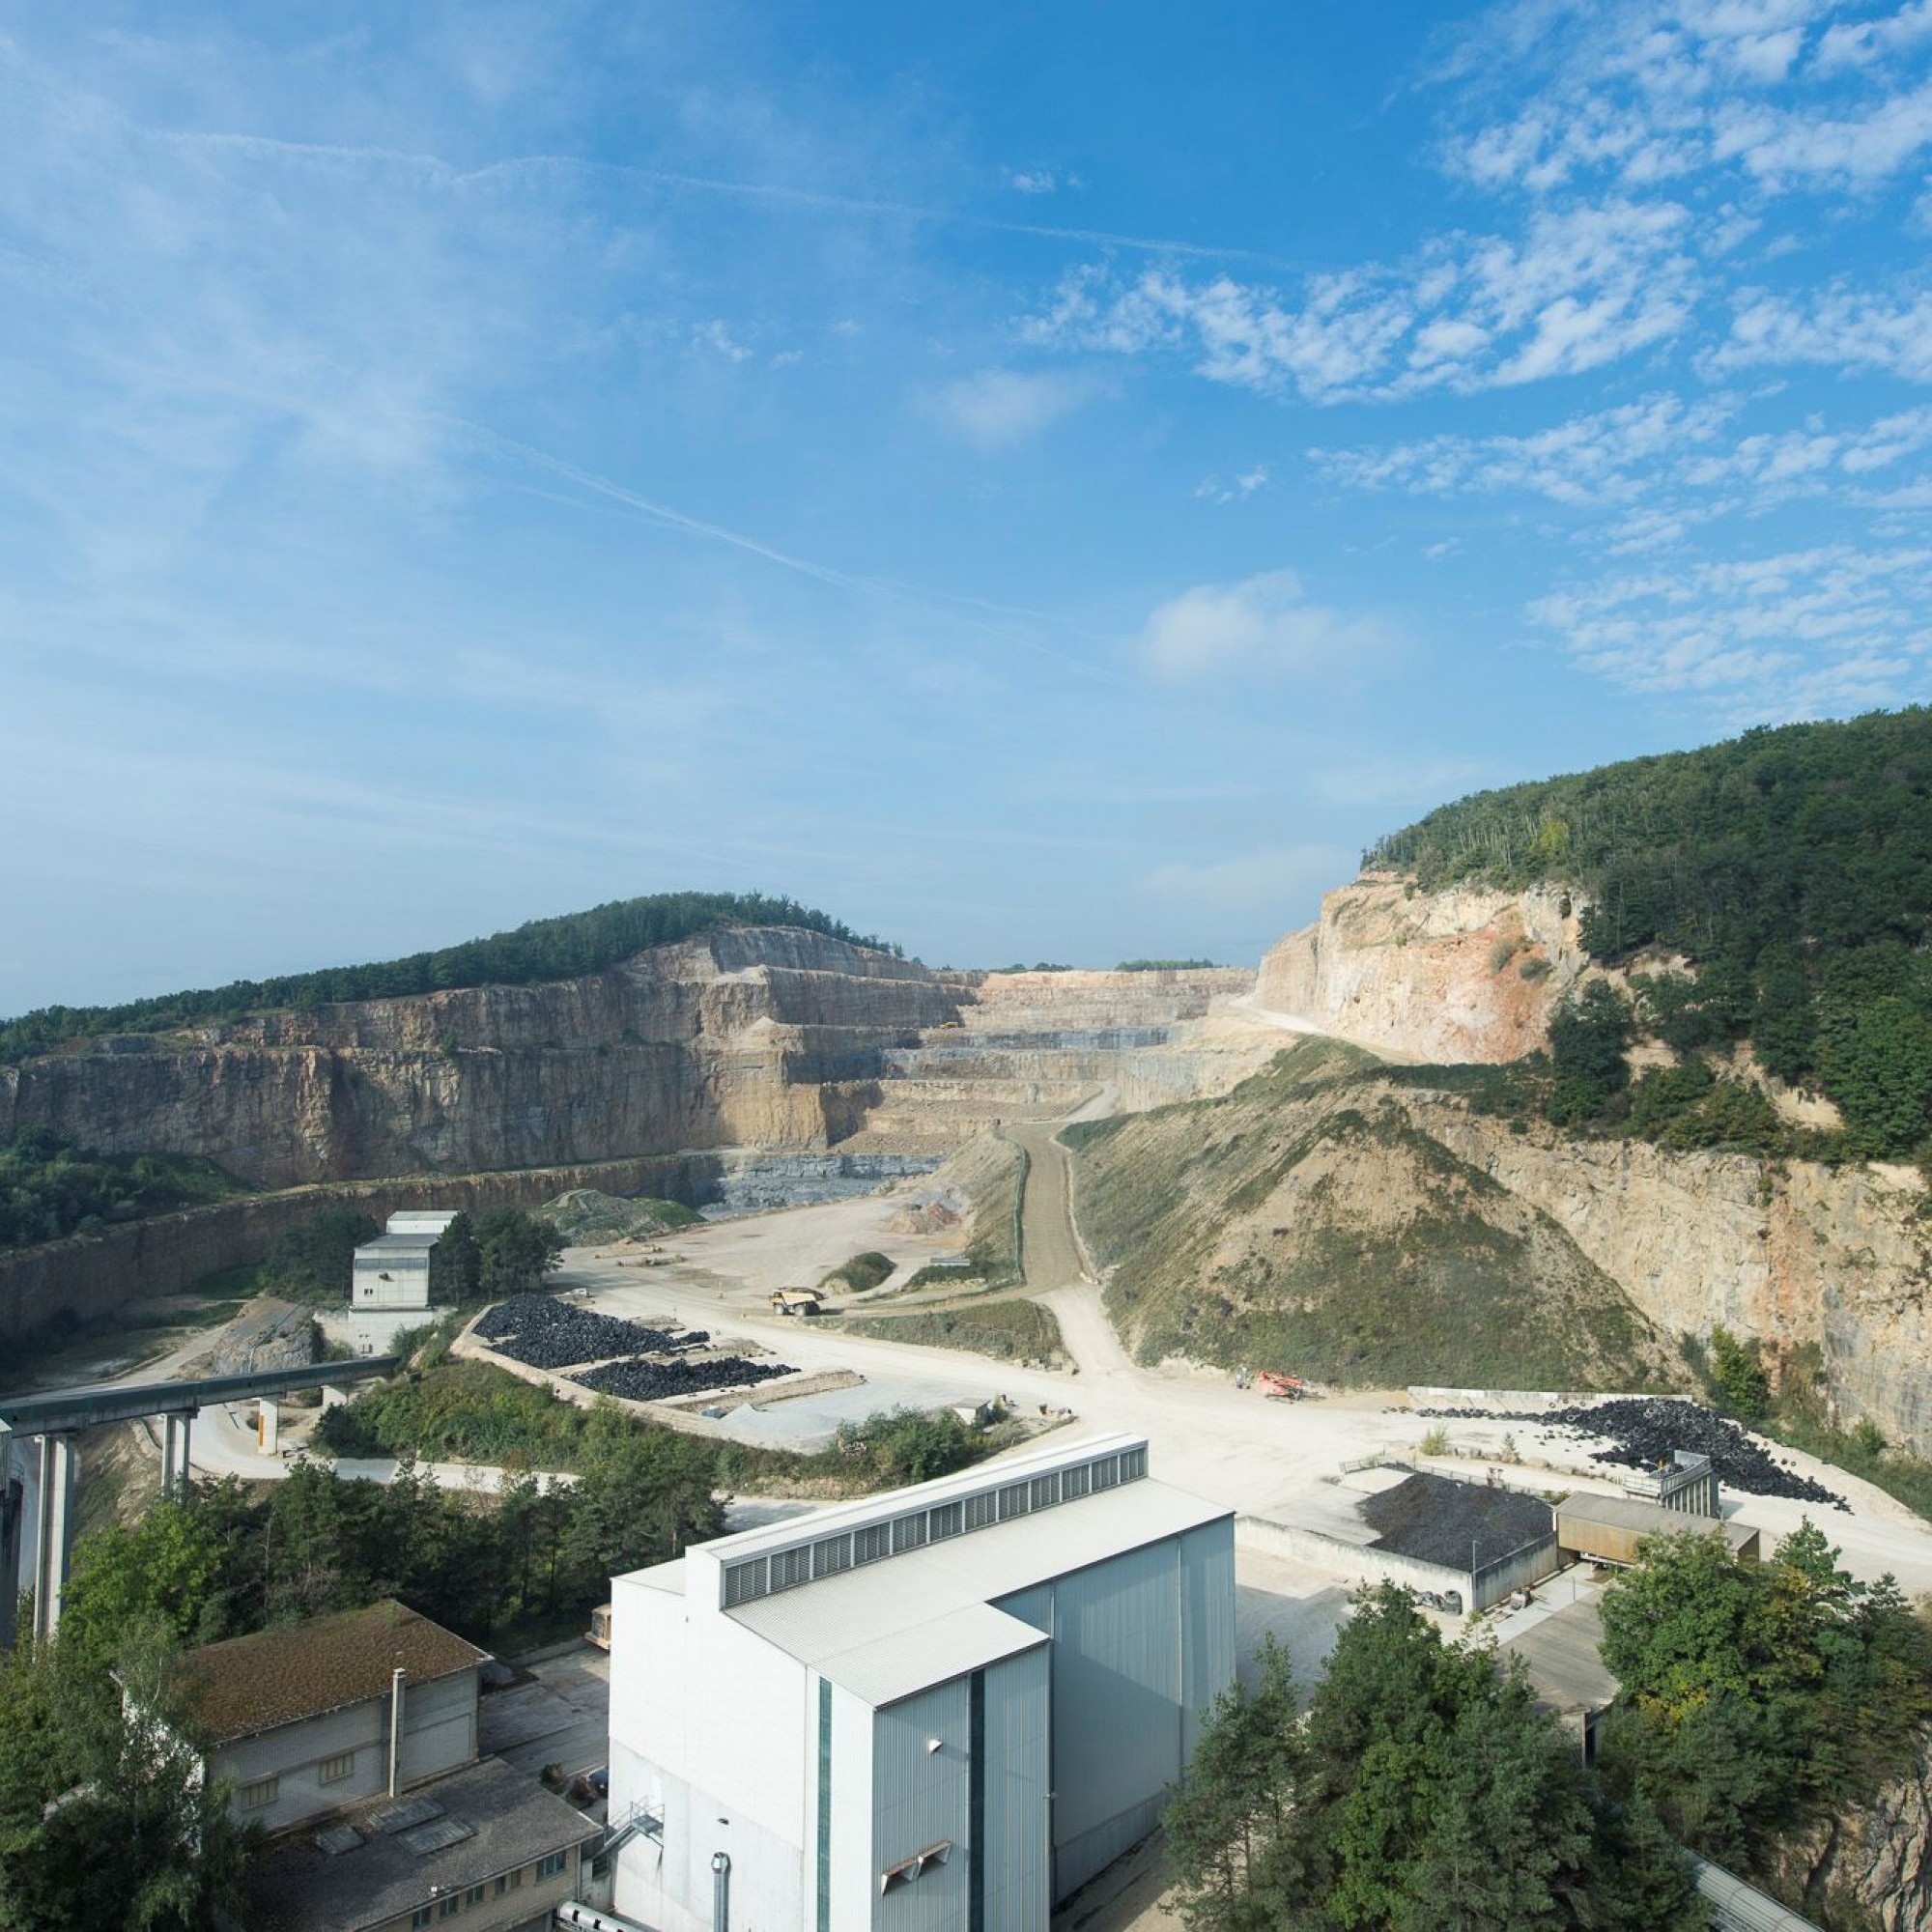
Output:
left=1717, top=284, right=1932, bottom=380
left=1135, top=570, right=1395, bottom=680
left=1026, top=200, right=1698, bottom=403
left=694, top=319, right=753, bottom=362
left=1317, top=394, right=1932, bottom=526
left=1528, top=542, right=1932, bottom=715
left=1006, top=167, right=1061, bottom=195
left=1814, top=2, right=1932, bottom=74
left=1194, top=464, right=1270, bottom=504
left=1314, top=393, right=1734, bottom=504
left=1437, top=1, right=1932, bottom=197
left=926, top=367, right=1094, bottom=452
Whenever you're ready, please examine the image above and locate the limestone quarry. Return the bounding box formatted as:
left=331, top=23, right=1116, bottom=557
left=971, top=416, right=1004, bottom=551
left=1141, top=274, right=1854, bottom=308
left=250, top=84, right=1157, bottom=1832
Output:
left=8, top=868, right=1932, bottom=1469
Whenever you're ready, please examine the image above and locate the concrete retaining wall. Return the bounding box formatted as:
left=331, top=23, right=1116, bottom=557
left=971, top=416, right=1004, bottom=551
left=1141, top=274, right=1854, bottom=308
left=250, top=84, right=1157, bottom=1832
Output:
left=1236, top=1515, right=1558, bottom=1613
left=1409, top=1386, right=1653, bottom=1412
left=1236, top=1515, right=1473, bottom=1606
left=0, top=1151, right=718, bottom=1344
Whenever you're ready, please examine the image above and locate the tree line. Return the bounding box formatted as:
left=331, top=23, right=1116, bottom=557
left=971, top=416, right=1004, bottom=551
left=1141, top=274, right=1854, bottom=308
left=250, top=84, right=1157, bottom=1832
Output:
left=256, top=1205, right=564, bottom=1304
left=1169, top=1519, right=1932, bottom=1930
left=0, top=1129, right=246, bottom=1251
left=1365, top=710, right=1932, bottom=1159
left=0, top=890, right=899, bottom=1061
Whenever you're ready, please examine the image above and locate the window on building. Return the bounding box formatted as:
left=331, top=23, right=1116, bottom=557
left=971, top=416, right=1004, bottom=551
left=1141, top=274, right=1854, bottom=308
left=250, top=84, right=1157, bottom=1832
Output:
left=962, top=1492, right=995, bottom=1531
left=892, top=1511, right=928, bottom=1552
left=996, top=1482, right=1030, bottom=1521
left=536, top=1852, right=568, bottom=1880
left=438, top=1894, right=461, bottom=1919
left=811, top=1534, right=853, bottom=1579
left=1121, top=1444, right=1149, bottom=1481
left=318, top=1752, right=355, bottom=1785
left=1063, top=1463, right=1091, bottom=1499
left=853, top=1521, right=891, bottom=1566
left=927, top=1500, right=963, bottom=1541
left=1091, top=1454, right=1120, bottom=1491
left=770, top=1547, right=810, bottom=1591
left=1030, top=1473, right=1060, bottom=1511
left=495, top=1867, right=525, bottom=1895
left=238, top=1776, right=279, bottom=1811
left=412, top=1910, right=433, bottom=1930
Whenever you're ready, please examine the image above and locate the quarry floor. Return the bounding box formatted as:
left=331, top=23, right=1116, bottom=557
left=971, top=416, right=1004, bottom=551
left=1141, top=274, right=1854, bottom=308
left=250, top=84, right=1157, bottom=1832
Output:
left=123, top=1113, right=1932, bottom=1930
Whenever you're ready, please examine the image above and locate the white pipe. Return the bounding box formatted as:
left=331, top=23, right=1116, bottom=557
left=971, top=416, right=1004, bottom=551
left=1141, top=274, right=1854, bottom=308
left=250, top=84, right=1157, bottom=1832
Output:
left=553, top=1904, right=658, bottom=1932
left=387, top=1667, right=406, bottom=1797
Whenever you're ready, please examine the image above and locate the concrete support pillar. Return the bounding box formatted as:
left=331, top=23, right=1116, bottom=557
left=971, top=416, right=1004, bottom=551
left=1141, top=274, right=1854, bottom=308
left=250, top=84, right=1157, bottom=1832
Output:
left=0, top=1436, right=21, bottom=1653
left=163, top=1414, right=180, bottom=1498
left=33, top=1435, right=76, bottom=1642
left=176, top=1410, right=194, bottom=1500
left=257, top=1400, right=280, bottom=1458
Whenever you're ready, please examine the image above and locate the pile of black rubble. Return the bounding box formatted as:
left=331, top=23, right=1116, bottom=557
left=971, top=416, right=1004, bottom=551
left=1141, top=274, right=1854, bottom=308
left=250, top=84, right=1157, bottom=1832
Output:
left=472, top=1293, right=708, bottom=1370
left=572, top=1355, right=795, bottom=1402
left=1417, top=1396, right=1846, bottom=1509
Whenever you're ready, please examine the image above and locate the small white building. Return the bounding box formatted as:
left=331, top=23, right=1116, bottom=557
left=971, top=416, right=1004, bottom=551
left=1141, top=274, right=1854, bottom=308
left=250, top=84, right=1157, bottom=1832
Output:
left=352, top=1211, right=459, bottom=1313
left=607, top=1431, right=1234, bottom=1932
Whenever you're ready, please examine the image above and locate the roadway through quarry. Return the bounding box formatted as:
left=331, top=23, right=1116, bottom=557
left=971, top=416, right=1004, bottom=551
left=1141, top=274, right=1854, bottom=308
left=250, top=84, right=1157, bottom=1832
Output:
left=139, top=1106, right=1932, bottom=1605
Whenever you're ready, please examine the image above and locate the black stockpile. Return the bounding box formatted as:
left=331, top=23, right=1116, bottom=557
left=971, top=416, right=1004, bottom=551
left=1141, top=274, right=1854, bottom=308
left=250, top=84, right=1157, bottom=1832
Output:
left=472, top=1293, right=709, bottom=1369
left=572, top=1356, right=795, bottom=1402
left=1415, top=1396, right=1846, bottom=1508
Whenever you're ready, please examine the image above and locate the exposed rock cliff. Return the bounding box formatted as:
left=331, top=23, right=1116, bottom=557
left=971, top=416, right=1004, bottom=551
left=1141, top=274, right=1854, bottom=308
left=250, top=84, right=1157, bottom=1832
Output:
left=0, top=928, right=960, bottom=1188
left=1065, top=1036, right=1932, bottom=1451
left=1771, top=1742, right=1932, bottom=1931
left=1256, top=873, right=1589, bottom=1062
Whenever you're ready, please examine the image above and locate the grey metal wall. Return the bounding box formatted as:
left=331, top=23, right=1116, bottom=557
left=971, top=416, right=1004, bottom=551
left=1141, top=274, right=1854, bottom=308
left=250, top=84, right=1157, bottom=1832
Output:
left=979, top=1646, right=1050, bottom=1932
left=992, top=1526, right=1236, bottom=1905
left=1469, top=1534, right=1560, bottom=1610
left=872, top=1678, right=971, bottom=1932
left=1179, top=1519, right=1235, bottom=1767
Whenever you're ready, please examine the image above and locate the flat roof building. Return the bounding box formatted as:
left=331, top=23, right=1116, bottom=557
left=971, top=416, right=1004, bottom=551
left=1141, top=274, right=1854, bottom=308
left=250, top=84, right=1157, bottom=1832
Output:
left=607, top=1431, right=1234, bottom=1932
left=353, top=1212, right=459, bottom=1313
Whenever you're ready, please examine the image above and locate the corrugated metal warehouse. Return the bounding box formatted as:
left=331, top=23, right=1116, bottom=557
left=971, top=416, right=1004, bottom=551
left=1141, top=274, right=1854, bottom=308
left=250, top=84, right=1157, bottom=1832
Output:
left=605, top=1432, right=1234, bottom=1932
left=1556, top=1494, right=1760, bottom=1568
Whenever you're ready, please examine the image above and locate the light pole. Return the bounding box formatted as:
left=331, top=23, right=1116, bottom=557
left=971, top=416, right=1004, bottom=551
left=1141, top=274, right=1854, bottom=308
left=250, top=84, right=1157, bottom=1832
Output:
left=711, top=1849, right=730, bottom=1932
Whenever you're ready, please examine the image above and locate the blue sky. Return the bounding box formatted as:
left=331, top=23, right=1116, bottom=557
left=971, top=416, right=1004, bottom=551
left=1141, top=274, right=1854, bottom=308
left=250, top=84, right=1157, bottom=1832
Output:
left=6, top=1, right=1932, bottom=1010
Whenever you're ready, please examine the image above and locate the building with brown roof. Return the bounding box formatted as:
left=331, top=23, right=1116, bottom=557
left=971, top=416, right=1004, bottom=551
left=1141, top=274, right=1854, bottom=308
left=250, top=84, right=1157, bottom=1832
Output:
left=181, top=1600, right=489, bottom=1835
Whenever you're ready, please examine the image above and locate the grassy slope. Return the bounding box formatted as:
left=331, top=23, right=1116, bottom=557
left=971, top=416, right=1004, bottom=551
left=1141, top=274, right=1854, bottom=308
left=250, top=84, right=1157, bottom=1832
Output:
left=1065, top=1038, right=1678, bottom=1391
left=840, top=1299, right=1066, bottom=1366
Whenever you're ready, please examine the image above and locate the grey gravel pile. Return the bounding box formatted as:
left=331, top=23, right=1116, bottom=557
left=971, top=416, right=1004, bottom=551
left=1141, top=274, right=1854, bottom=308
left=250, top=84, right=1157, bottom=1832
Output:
left=1416, top=1396, right=1846, bottom=1509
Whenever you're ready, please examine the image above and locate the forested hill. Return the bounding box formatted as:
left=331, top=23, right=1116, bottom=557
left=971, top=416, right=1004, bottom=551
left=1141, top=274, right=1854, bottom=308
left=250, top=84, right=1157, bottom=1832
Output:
left=1, top=892, right=897, bottom=1062
left=1367, top=708, right=1932, bottom=1157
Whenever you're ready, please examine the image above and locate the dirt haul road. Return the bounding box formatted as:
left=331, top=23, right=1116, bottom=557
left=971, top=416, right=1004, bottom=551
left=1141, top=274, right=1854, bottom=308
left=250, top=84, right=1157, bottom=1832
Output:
left=169, top=1124, right=1932, bottom=1599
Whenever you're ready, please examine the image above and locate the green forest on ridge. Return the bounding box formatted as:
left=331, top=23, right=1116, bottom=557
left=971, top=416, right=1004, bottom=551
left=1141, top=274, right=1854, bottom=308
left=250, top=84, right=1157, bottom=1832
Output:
left=0, top=891, right=895, bottom=1062
left=1368, top=708, right=1932, bottom=1159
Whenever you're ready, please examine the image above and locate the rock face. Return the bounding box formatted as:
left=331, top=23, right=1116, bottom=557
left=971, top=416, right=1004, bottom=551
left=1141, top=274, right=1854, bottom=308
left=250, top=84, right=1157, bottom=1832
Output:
left=0, top=940, right=1282, bottom=1201
left=1412, top=1095, right=1932, bottom=1448
left=1064, top=1034, right=1932, bottom=1452
left=1256, top=874, right=1588, bottom=1062
left=0, top=928, right=960, bottom=1188
left=1773, top=1743, right=1932, bottom=1931
left=848, top=966, right=1273, bottom=1151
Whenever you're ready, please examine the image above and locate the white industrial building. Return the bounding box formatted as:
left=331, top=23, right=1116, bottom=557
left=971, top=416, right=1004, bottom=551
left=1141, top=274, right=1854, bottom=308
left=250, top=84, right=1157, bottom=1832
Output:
left=605, top=1431, right=1234, bottom=1932
left=351, top=1210, right=459, bottom=1313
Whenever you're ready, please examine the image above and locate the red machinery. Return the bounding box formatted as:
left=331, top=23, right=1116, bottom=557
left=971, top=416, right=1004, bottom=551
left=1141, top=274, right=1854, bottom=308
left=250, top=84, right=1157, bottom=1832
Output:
left=1256, top=1371, right=1307, bottom=1401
